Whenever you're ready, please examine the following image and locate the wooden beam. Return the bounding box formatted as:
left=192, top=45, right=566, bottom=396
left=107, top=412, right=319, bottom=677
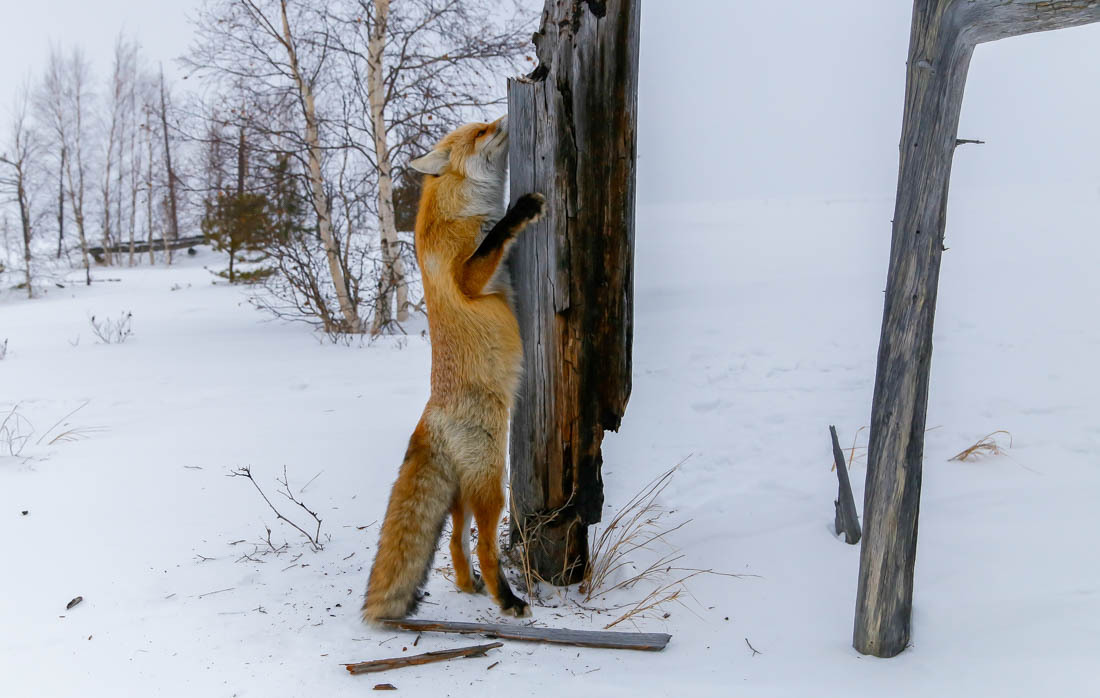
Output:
left=855, top=0, right=1100, bottom=659
left=381, top=618, right=670, bottom=652
left=506, top=0, right=640, bottom=585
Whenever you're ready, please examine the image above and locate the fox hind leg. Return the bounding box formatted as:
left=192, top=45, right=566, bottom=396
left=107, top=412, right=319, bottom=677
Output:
left=470, top=484, right=529, bottom=617
left=449, top=499, right=483, bottom=594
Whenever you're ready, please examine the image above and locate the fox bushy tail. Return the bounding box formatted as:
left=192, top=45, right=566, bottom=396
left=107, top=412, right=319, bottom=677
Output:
left=362, top=421, right=454, bottom=624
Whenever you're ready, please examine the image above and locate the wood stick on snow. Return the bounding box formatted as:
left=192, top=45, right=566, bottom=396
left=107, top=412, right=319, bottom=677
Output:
left=382, top=618, right=671, bottom=651
left=344, top=642, right=502, bottom=675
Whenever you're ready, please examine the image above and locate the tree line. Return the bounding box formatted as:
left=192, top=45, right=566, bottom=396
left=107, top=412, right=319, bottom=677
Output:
left=0, top=0, right=532, bottom=336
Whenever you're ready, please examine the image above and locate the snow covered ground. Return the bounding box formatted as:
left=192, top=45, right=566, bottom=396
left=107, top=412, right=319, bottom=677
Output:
left=2, top=184, right=1099, bottom=696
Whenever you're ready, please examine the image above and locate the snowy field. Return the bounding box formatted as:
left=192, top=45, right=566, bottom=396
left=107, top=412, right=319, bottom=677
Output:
left=3, top=182, right=1098, bottom=696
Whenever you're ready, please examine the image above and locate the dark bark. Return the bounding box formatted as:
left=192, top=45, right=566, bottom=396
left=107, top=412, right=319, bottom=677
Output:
left=506, top=0, right=639, bottom=585
left=856, top=0, right=1100, bottom=659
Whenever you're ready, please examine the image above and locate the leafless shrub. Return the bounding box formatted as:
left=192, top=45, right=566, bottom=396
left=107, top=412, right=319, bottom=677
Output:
left=950, top=430, right=1013, bottom=462
left=89, top=311, right=133, bottom=344
left=230, top=465, right=325, bottom=552
left=0, top=338, right=8, bottom=360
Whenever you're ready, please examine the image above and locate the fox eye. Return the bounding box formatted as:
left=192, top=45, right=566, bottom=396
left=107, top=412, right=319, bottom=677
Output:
left=476, top=128, right=487, bottom=138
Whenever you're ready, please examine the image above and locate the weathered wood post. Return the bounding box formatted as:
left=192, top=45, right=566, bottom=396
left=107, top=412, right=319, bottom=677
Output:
left=855, top=0, right=1100, bottom=658
left=507, top=0, right=639, bottom=585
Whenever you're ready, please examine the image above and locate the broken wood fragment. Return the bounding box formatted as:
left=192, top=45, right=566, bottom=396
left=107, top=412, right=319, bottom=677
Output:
left=382, top=618, right=670, bottom=652
left=344, top=642, right=502, bottom=675
left=830, top=426, right=862, bottom=545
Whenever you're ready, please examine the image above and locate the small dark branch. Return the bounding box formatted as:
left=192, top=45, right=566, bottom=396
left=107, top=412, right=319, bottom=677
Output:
left=343, top=642, right=502, bottom=675
left=276, top=464, right=324, bottom=547
left=745, top=637, right=762, bottom=657
left=954, top=138, right=985, bottom=147
left=230, top=466, right=324, bottom=551
left=830, top=426, right=862, bottom=545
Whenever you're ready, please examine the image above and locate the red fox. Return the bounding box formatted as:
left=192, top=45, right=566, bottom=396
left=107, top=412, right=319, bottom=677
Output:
left=362, top=115, right=546, bottom=623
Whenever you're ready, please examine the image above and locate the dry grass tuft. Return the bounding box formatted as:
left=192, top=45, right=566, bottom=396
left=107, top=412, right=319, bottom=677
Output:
left=580, top=457, right=746, bottom=628
left=949, top=430, right=1013, bottom=462
left=831, top=425, right=868, bottom=472
left=582, top=461, right=688, bottom=602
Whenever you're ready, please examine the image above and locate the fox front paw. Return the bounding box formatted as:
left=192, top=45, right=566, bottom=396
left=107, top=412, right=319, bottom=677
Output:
left=513, top=192, right=546, bottom=224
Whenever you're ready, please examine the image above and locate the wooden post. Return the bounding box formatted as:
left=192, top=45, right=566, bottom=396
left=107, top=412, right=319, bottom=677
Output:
left=507, top=0, right=640, bottom=585
left=855, top=0, right=1100, bottom=658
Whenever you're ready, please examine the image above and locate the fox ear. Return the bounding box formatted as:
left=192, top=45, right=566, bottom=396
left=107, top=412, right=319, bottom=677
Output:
left=409, top=148, right=450, bottom=175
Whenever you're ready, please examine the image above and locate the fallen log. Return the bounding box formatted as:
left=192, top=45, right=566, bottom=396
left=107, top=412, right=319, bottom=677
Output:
left=88, top=235, right=205, bottom=260
left=382, top=618, right=670, bottom=652
left=344, top=642, right=502, bottom=675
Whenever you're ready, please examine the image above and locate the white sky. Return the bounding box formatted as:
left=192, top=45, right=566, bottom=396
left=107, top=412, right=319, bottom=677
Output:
left=3, top=1, right=1099, bottom=204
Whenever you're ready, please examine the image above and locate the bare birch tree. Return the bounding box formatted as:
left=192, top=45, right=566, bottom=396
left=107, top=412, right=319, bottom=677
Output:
left=158, top=66, right=182, bottom=265
left=0, top=84, right=40, bottom=298
left=329, top=0, right=531, bottom=333
left=36, top=48, right=94, bottom=285
left=188, top=0, right=362, bottom=332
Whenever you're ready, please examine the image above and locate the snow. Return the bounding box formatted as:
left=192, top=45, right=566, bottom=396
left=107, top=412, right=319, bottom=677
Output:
left=3, top=179, right=1098, bottom=696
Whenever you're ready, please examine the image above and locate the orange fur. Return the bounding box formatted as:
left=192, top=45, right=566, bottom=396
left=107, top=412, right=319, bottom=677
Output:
left=362, top=117, right=543, bottom=623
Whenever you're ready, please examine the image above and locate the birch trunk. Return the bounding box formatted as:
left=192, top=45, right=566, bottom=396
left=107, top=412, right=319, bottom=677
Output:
left=102, top=131, right=116, bottom=266
left=279, top=0, right=361, bottom=333
left=56, top=146, right=65, bottom=260
left=146, top=122, right=155, bottom=265
left=366, top=0, right=407, bottom=334
left=856, top=0, right=1100, bottom=659
left=16, top=173, right=32, bottom=298
left=159, top=68, right=180, bottom=265
left=66, top=141, right=90, bottom=285
left=66, top=67, right=91, bottom=285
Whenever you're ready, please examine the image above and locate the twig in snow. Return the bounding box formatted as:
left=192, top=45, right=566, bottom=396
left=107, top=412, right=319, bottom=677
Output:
left=745, top=637, right=762, bottom=657
left=343, top=642, right=503, bottom=675
left=230, top=466, right=324, bottom=551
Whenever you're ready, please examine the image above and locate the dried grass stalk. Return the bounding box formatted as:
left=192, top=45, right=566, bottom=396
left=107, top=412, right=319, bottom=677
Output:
left=949, top=430, right=1013, bottom=462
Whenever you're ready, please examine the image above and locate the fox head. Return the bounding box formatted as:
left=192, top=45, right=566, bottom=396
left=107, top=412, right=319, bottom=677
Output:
left=410, top=116, right=509, bottom=217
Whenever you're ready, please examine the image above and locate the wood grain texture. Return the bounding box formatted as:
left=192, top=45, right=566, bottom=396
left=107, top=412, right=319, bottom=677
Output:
left=506, top=0, right=640, bottom=585
left=382, top=618, right=670, bottom=651
left=856, top=0, right=1100, bottom=658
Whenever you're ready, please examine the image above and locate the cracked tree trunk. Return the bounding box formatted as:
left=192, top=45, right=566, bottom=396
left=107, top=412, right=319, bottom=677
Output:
left=856, top=0, right=1100, bottom=659
left=507, top=0, right=639, bottom=585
